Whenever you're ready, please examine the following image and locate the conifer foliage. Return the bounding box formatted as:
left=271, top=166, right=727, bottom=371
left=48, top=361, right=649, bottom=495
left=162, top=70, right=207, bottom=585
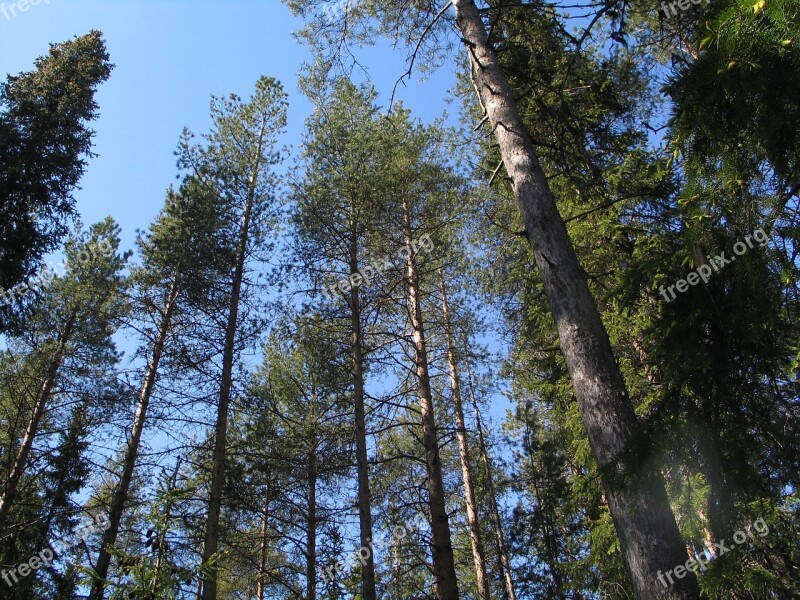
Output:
left=1, top=7, right=798, bottom=599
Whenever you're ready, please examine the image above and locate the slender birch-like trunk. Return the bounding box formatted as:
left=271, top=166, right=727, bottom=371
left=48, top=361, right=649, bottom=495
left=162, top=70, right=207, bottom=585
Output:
left=90, top=281, right=179, bottom=600
left=402, top=200, right=459, bottom=600
left=462, top=342, right=517, bottom=600
left=452, top=2, right=699, bottom=597
left=439, top=274, right=490, bottom=600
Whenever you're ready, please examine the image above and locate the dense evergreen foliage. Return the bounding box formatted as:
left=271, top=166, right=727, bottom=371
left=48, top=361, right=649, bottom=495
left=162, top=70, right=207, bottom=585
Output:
left=1, top=2, right=798, bottom=599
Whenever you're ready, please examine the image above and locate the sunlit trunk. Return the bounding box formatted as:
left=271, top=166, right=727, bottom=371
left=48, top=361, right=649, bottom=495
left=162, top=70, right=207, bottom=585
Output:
left=440, top=274, right=490, bottom=600
left=462, top=345, right=517, bottom=600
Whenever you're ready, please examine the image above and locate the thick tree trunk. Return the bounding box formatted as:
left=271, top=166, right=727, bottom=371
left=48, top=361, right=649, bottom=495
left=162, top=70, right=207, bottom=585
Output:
left=89, top=280, right=179, bottom=600
left=462, top=344, right=517, bottom=600
left=0, top=315, right=74, bottom=532
left=306, top=447, right=317, bottom=600
left=439, top=275, right=490, bottom=600
left=403, top=201, right=460, bottom=600
left=348, top=223, right=378, bottom=600
left=452, top=2, right=699, bottom=598
left=200, top=118, right=266, bottom=600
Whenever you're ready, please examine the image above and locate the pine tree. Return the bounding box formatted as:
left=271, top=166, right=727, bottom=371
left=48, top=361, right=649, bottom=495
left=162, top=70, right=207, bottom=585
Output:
left=0, top=219, right=127, bottom=533
left=290, top=79, right=388, bottom=600
left=283, top=2, right=702, bottom=595
left=175, top=76, right=287, bottom=600
left=90, top=179, right=231, bottom=600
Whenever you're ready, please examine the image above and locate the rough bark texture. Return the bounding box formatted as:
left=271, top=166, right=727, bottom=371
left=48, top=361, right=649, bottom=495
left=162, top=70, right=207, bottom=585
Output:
left=452, top=2, right=700, bottom=598
left=90, top=281, right=179, bottom=600
left=440, top=275, right=491, bottom=600
left=403, top=201, right=460, bottom=600
left=0, top=314, right=74, bottom=532
left=348, top=223, right=378, bottom=600
left=200, top=119, right=265, bottom=600
left=463, top=344, right=517, bottom=600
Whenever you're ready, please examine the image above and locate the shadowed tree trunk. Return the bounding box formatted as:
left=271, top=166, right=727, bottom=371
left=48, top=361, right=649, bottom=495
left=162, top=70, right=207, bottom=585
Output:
left=402, top=199, right=459, bottom=600
left=452, top=2, right=699, bottom=597
left=348, top=211, right=378, bottom=600
left=0, top=313, right=75, bottom=532
left=306, top=446, right=317, bottom=600
left=200, top=116, right=267, bottom=600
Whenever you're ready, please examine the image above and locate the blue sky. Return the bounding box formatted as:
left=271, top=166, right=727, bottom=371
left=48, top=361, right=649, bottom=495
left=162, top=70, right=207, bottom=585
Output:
left=1, top=2, right=518, bottom=552
left=0, top=0, right=512, bottom=451
left=0, top=0, right=459, bottom=252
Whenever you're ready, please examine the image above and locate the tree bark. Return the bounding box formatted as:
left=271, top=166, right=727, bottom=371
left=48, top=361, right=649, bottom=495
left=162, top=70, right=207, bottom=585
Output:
left=451, top=2, right=699, bottom=598
left=0, top=313, right=75, bottom=532
left=403, top=200, right=460, bottom=600
left=462, top=343, right=517, bottom=600
left=439, top=274, right=490, bottom=600
left=348, top=217, right=378, bottom=600
left=90, top=280, right=179, bottom=600
left=256, top=489, right=271, bottom=600
left=200, top=117, right=266, bottom=600
left=306, top=446, right=317, bottom=600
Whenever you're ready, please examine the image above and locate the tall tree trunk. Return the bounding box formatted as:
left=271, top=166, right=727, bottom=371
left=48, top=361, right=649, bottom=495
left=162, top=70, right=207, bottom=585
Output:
left=348, top=219, right=378, bottom=600
left=256, top=489, right=271, bottom=600
left=462, top=343, right=517, bottom=600
left=439, top=274, right=490, bottom=600
left=90, top=280, right=179, bottom=600
left=0, top=314, right=75, bottom=532
left=306, top=446, right=317, bottom=600
left=402, top=201, right=460, bottom=600
left=200, top=118, right=267, bottom=600
left=451, top=2, right=699, bottom=597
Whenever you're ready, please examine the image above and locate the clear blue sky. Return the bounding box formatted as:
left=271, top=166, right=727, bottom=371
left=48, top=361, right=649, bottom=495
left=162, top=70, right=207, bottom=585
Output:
left=0, top=0, right=458, bottom=251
